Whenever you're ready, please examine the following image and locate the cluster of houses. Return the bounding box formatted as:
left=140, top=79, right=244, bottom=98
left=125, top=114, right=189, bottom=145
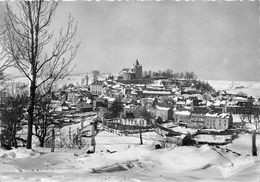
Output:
left=9, top=60, right=254, bottom=140
left=43, top=61, right=260, bottom=135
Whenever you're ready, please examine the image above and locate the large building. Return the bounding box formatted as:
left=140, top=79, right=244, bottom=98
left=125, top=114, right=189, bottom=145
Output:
left=118, top=59, right=143, bottom=81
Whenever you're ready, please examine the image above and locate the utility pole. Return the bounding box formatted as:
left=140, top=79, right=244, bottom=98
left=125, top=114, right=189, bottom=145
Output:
left=252, top=129, right=257, bottom=156
left=90, top=122, right=96, bottom=153
left=139, top=128, right=143, bottom=145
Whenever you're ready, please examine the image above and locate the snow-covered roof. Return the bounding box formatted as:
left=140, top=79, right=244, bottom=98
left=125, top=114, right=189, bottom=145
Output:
left=143, top=90, right=171, bottom=95
left=176, top=101, right=185, bottom=105
left=156, top=106, right=170, bottom=111
left=175, top=110, right=191, bottom=116
left=233, top=97, right=248, bottom=101
left=104, top=97, right=116, bottom=102
left=205, top=112, right=230, bottom=119
left=205, top=113, right=218, bottom=117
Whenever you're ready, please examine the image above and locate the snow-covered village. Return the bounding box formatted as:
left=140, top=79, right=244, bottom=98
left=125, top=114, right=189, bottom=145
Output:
left=0, top=1, right=260, bottom=182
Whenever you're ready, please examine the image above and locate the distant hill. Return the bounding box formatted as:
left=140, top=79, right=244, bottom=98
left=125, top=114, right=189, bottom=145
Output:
left=207, top=80, right=260, bottom=98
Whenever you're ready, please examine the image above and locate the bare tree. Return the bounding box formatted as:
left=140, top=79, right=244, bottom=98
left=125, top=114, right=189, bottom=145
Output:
left=2, top=1, right=80, bottom=149
left=33, top=94, right=54, bottom=147
left=239, top=114, right=247, bottom=129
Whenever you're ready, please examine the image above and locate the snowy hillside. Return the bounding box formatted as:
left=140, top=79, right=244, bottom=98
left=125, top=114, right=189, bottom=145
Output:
left=207, top=80, right=260, bottom=98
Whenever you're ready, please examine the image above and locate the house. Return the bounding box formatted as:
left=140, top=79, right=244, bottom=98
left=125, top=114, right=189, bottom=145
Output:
left=122, top=87, right=132, bottom=95
left=67, top=91, right=79, bottom=105
left=93, top=98, right=105, bottom=109
left=176, top=98, right=186, bottom=110
left=55, top=101, right=70, bottom=112
left=165, top=134, right=186, bottom=146
left=173, top=110, right=190, bottom=124
left=122, top=105, right=137, bottom=118
left=187, top=110, right=207, bottom=129
left=205, top=113, right=233, bottom=130
left=76, top=99, right=93, bottom=113
left=153, top=106, right=173, bottom=121
left=104, top=97, right=116, bottom=109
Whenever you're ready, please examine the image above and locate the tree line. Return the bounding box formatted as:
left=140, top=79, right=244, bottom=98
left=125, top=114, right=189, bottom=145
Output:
left=143, top=69, right=197, bottom=80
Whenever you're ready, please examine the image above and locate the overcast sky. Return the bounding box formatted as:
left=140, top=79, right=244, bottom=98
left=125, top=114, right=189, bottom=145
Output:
left=2, top=1, right=260, bottom=81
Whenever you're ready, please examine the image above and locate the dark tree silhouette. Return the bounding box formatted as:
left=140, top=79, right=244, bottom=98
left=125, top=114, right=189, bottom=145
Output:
left=92, top=70, right=100, bottom=83
left=0, top=95, right=27, bottom=148
left=109, top=98, right=123, bottom=118
left=33, top=94, right=54, bottom=147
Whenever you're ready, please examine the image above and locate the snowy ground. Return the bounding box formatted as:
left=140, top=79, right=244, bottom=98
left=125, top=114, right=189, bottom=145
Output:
left=194, top=134, right=232, bottom=144
left=0, top=132, right=260, bottom=182
left=207, top=80, right=260, bottom=98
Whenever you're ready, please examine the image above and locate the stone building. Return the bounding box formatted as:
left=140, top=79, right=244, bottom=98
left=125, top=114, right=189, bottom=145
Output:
left=118, top=59, right=143, bottom=81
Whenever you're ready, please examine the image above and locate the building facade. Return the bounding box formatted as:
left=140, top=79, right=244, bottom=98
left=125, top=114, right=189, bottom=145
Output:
left=204, top=113, right=233, bottom=130
left=89, top=81, right=103, bottom=94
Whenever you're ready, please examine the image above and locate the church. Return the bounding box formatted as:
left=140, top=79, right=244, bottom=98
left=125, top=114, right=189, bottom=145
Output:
left=118, top=59, right=143, bottom=81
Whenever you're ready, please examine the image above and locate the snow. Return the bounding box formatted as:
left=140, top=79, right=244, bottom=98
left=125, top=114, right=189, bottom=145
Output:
left=160, top=122, right=176, bottom=128
left=174, top=110, right=190, bottom=116
left=224, top=134, right=260, bottom=155
left=205, top=113, right=219, bottom=117
left=143, top=90, right=171, bottom=95
left=0, top=132, right=260, bottom=181
left=1, top=104, right=260, bottom=181
left=155, top=106, right=170, bottom=111
left=207, top=80, right=260, bottom=98
left=194, top=135, right=232, bottom=144
left=170, top=126, right=198, bottom=135
left=0, top=148, right=40, bottom=159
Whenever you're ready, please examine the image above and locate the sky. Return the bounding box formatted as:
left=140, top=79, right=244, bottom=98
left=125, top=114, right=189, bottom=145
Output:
left=1, top=1, right=260, bottom=81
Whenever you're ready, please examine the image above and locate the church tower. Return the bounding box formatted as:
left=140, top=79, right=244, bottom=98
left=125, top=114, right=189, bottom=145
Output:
left=134, top=59, right=143, bottom=79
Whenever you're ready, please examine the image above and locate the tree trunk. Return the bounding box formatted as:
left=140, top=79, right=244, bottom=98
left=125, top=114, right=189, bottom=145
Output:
left=12, top=124, right=17, bottom=148
left=26, top=81, right=36, bottom=149
left=90, top=123, right=96, bottom=153
left=51, top=128, right=55, bottom=152
left=40, top=138, right=44, bottom=147
left=252, top=130, right=257, bottom=156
